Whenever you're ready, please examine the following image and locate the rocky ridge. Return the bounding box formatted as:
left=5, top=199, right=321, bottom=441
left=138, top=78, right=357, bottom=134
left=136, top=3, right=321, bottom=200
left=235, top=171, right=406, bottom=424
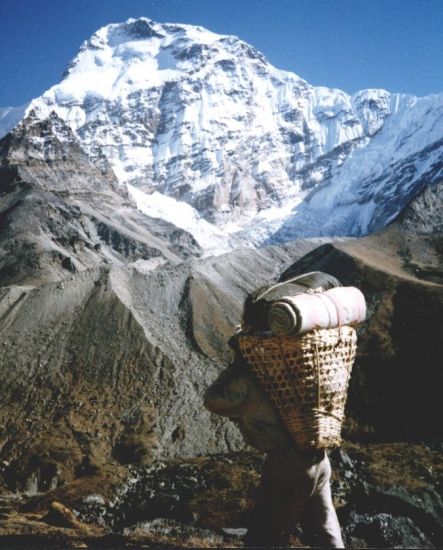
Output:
left=0, top=111, right=202, bottom=287
left=279, top=180, right=443, bottom=443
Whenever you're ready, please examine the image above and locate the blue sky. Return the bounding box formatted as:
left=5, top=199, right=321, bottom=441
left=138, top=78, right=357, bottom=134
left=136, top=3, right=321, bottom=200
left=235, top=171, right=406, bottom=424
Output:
left=1, top=0, right=442, bottom=107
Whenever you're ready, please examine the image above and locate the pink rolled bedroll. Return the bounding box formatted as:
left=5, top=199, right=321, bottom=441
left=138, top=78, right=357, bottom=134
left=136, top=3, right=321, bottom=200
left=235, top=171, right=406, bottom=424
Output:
left=268, top=286, right=366, bottom=336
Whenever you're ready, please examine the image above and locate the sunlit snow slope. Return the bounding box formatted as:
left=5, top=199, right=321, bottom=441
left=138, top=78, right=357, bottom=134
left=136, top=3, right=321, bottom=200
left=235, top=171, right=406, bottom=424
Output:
left=3, top=18, right=443, bottom=248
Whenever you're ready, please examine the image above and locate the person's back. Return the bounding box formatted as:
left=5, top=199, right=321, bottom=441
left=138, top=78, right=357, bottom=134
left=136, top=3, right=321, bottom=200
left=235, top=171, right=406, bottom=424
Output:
left=204, top=271, right=345, bottom=547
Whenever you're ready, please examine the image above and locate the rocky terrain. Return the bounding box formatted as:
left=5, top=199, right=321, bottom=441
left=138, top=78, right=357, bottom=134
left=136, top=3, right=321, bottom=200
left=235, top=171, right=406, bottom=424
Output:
left=0, top=442, right=441, bottom=548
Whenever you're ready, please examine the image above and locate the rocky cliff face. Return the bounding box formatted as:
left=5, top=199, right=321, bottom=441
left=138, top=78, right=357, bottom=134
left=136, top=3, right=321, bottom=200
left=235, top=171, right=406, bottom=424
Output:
left=3, top=18, right=442, bottom=249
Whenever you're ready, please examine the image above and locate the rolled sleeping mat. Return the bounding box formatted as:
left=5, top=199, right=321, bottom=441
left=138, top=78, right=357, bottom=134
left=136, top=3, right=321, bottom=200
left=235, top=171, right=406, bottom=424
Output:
left=268, top=286, right=366, bottom=336
left=323, top=287, right=367, bottom=327
left=268, top=292, right=337, bottom=335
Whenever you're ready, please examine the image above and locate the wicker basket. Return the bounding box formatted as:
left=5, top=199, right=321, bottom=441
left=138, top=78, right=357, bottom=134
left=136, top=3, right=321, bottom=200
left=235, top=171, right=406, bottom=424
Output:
left=238, top=326, right=357, bottom=450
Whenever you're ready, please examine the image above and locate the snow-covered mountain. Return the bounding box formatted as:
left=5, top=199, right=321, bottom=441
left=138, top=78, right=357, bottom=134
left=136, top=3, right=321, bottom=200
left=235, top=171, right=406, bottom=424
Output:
left=2, top=18, right=442, bottom=251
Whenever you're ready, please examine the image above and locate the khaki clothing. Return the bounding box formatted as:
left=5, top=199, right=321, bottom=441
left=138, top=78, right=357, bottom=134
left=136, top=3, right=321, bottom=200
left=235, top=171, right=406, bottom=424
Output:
left=204, top=351, right=344, bottom=547
left=204, top=357, right=293, bottom=452
left=245, top=448, right=344, bottom=547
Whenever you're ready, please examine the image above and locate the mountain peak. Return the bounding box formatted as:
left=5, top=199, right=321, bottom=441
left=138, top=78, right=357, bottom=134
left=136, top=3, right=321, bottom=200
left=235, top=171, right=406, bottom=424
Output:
left=54, top=17, right=251, bottom=104
left=1, top=18, right=442, bottom=251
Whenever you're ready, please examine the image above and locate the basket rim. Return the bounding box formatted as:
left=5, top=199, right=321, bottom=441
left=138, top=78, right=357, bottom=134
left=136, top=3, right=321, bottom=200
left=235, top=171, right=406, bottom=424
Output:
left=239, top=325, right=356, bottom=337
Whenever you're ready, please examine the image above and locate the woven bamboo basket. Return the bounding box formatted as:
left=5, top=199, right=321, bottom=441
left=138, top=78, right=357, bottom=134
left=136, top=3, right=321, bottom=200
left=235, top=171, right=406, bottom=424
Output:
left=238, top=326, right=357, bottom=450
